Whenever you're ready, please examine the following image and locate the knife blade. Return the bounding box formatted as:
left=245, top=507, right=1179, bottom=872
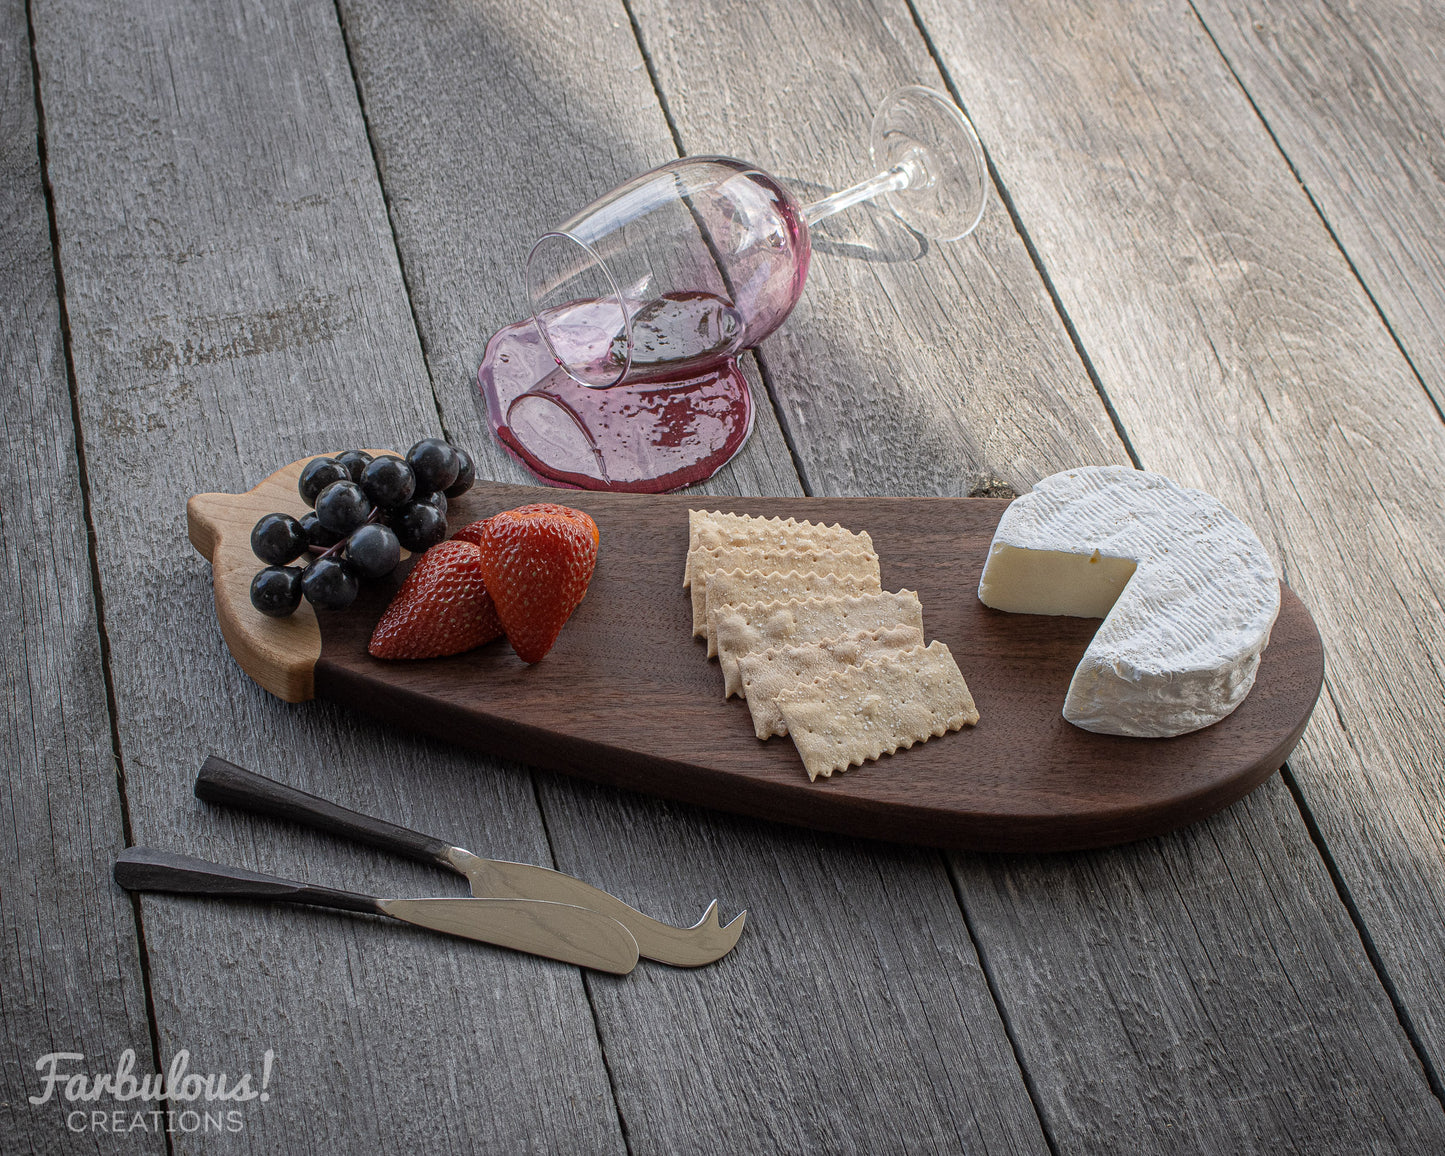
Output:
left=443, top=847, right=745, bottom=967
left=115, top=846, right=640, bottom=974
left=195, top=756, right=746, bottom=967
left=375, top=897, right=639, bottom=974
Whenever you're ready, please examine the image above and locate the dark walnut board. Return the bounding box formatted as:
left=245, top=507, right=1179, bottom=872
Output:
left=188, top=455, right=1325, bottom=852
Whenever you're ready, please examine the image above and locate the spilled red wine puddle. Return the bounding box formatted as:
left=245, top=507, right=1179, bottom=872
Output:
left=477, top=307, right=754, bottom=494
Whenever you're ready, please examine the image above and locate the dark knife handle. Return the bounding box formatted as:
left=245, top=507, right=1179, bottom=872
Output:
left=195, top=756, right=456, bottom=871
left=114, top=846, right=383, bottom=916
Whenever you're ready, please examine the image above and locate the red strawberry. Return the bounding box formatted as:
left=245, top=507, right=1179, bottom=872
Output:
left=368, top=539, right=503, bottom=660
left=452, top=520, right=488, bottom=547
left=454, top=503, right=598, bottom=549
left=473, top=504, right=599, bottom=663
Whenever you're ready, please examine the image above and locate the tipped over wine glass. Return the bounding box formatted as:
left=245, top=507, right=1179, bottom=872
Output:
left=478, top=86, right=989, bottom=493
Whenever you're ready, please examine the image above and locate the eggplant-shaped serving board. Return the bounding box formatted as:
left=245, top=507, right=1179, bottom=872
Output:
left=189, top=455, right=1324, bottom=852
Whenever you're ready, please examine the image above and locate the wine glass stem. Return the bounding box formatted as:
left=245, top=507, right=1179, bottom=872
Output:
left=802, top=158, right=918, bottom=227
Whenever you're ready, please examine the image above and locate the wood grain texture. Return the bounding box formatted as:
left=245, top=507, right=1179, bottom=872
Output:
left=558, top=791, right=1050, bottom=1156
left=195, top=472, right=1325, bottom=852
left=0, top=2, right=161, bottom=1150
left=187, top=473, right=322, bottom=703
left=27, top=0, right=624, bottom=1150
left=638, top=0, right=1445, bottom=1148
left=185, top=452, right=392, bottom=702
left=954, top=774, right=1445, bottom=1153
left=913, top=0, right=1445, bottom=1144
left=331, top=0, right=1445, bottom=1149
left=331, top=0, right=802, bottom=499
left=625, top=0, right=1126, bottom=498
left=1193, top=0, right=1445, bottom=415
left=330, top=0, right=1051, bottom=1149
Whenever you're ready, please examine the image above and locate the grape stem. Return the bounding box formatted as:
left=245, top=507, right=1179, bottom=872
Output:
left=308, top=508, right=383, bottom=563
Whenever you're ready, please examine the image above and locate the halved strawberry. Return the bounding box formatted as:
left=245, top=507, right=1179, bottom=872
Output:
left=454, top=503, right=598, bottom=549
left=368, top=539, right=503, bottom=660
left=472, top=504, right=599, bottom=663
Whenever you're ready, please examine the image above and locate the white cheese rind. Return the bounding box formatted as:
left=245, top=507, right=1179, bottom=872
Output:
left=977, top=466, right=1280, bottom=738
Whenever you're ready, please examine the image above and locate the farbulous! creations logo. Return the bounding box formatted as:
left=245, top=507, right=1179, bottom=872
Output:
left=29, top=1048, right=275, bottom=1135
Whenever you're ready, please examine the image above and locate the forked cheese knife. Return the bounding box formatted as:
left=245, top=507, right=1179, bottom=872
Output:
left=114, top=846, right=639, bottom=975
left=194, top=756, right=746, bottom=967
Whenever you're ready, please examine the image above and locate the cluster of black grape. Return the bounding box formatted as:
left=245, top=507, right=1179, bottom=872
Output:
left=248, top=439, right=476, bottom=617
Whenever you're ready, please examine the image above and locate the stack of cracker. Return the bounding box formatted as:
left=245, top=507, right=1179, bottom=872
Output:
left=685, top=509, right=979, bottom=781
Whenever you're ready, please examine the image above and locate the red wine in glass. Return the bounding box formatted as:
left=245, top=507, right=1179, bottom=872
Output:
left=478, top=87, right=987, bottom=492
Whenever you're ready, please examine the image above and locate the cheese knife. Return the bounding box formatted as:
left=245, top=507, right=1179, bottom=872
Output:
left=114, top=846, right=639, bottom=974
left=194, top=756, right=745, bottom=967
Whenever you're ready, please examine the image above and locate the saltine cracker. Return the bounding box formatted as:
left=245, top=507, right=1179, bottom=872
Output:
left=776, top=641, right=979, bottom=781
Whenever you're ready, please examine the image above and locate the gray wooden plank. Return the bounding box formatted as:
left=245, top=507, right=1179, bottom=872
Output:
left=956, top=778, right=1443, bottom=1153
left=0, top=1, right=162, bottom=1151
left=1188, top=0, right=1445, bottom=1059
left=334, top=0, right=1445, bottom=1147
left=627, top=0, right=1126, bottom=498
left=27, top=0, right=625, bottom=1150
left=909, top=0, right=1445, bottom=1147
left=335, top=0, right=801, bottom=497
left=638, top=0, right=1445, bottom=1149
left=330, top=0, right=1052, bottom=1151
left=541, top=785, right=1049, bottom=1156
left=1192, top=0, right=1445, bottom=416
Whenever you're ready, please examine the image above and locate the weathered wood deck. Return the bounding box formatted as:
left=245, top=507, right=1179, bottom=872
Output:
left=4, top=0, right=1444, bottom=1151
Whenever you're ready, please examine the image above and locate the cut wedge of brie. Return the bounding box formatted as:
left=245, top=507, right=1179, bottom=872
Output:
left=978, top=466, right=1280, bottom=737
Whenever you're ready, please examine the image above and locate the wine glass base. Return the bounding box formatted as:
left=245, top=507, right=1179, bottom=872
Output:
left=870, top=86, right=988, bottom=242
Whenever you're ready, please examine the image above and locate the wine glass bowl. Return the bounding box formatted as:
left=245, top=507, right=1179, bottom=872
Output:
left=526, top=157, right=811, bottom=389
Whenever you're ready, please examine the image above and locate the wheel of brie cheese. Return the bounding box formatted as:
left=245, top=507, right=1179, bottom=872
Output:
left=977, top=465, right=1280, bottom=737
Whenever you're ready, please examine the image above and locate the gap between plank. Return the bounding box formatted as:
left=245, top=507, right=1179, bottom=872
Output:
left=528, top=775, right=636, bottom=1156
left=618, top=0, right=817, bottom=497
left=902, top=0, right=1143, bottom=473
left=908, top=0, right=1445, bottom=1120
left=328, top=0, right=454, bottom=444
left=325, top=5, right=637, bottom=1149
left=24, top=5, right=173, bottom=1153
left=903, top=5, right=1139, bottom=1129
left=940, top=853, right=1062, bottom=1156
left=1182, top=1, right=1445, bottom=1110
left=618, top=0, right=1092, bottom=1142
left=1278, top=764, right=1445, bottom=1111
left=1186, top=1, right=1445, bottom=432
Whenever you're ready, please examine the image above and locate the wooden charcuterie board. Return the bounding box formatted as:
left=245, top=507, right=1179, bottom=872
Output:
left=188, top=455, right=1324, bottom=852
